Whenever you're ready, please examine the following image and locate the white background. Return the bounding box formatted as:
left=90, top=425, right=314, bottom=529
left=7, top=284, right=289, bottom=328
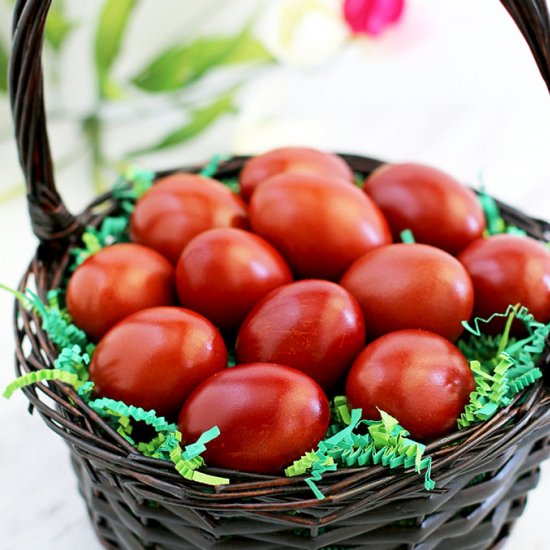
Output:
left=1, top=0, right=550, bottom=548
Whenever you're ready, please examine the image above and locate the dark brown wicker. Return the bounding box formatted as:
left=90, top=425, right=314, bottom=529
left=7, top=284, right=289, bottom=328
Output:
left=8, top=1, right=550, bottom=549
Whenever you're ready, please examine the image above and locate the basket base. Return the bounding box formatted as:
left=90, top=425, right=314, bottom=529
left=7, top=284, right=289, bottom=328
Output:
left=69, top=433, right=549, bottom=550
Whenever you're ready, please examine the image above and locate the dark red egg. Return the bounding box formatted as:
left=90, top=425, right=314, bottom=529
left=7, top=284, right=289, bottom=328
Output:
left=176, top=228, right=293, bottom=330
left=363, top=163, right=486, bottom=255
left=346, top=330, right=475, bottom=441
left=236, top=280, right=366, bottom=390
left=66, top=243, right=175, bottom=341
left=341, top=243, right=474, bottom=341
left=458, top=234, right=550, bottom=324
left=249, top=173, right=392, bottom=280
left=178, top=363, right=330, bottom=474
left=130, top=173, right=248, bottom=264
left=239, top=146, right=354, bottom=201
left=89, top=307, right=227, bottom=419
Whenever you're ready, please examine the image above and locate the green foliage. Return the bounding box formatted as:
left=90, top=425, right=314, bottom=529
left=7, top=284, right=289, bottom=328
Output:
left=133, top=24, right=272, bottom=93
left=131, top=87, right=238, bottom=156
left=45, top=2, right=76, bottom=52
left=94, top=0, right=137, bottom=98
left=225, top=32, right=274, bottom=65
left=1, top=2, right=276, bottom=201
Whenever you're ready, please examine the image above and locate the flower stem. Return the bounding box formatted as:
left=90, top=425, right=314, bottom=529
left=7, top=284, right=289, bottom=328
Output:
left=83, top=114, right=107, bottom=195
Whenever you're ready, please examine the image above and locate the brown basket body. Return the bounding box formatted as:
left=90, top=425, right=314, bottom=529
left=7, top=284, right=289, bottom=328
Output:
left=8, top=1, right=550, bottom=549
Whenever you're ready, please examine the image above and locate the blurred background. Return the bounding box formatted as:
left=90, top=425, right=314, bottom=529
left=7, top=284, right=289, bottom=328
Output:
left=1, top=0, right=549, bottom=548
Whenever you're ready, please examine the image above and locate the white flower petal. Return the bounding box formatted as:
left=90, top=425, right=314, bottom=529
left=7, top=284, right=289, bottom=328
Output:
left=259, top=0, right=350, bottom=68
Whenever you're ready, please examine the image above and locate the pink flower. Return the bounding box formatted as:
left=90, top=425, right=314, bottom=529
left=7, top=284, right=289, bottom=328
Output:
left=343, top=0, right=405, bottom=36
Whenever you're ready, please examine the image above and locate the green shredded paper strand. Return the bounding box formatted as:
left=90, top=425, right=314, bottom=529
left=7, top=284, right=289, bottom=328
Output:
left=86, top=398, right=229, bottom=486
left=3, top=369, right=84, bottom=399
left=112, top=165, right=155, bottom=206
left=478, top=187, right=527, bottom=237
left=457, top=305, right=549, bottom=429
left=25, top=290, right=91, bottom=352
left=286, top=402, right=435, bottom=499
left=199, top=153, right=230, bottom=178
left=71, top=216, right=130, bottom=269
left=400, top=229, right=416, bottom=244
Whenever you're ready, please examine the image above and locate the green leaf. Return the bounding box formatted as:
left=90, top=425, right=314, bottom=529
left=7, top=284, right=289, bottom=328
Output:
left=225, top=33, right=274, bottom=65
left=45, top=2, right=76, bottom=52
left=0, top=38, right=8, bottom=93
left=132, top=25, right=272, bottom=93
left=130, top=88, right=238, bottom=156
left=94, top=0, right=137, bottom=98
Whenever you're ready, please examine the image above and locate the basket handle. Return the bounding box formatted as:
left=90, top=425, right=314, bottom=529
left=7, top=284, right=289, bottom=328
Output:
left=500, top=0, right=550, bottom=89
left=9, top=0, right=550, bottom=244
left=10, top=0, right=81, bottom=243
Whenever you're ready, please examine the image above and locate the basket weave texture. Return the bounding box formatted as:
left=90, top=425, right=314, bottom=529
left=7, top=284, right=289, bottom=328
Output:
left=8, top=1, right=550, bottom=549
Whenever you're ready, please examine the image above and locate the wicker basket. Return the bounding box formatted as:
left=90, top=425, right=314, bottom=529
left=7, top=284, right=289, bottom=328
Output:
left=9, top=1, right=550, bottom=549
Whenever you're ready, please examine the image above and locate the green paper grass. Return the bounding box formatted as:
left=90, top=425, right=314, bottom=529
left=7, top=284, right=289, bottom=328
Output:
left=170, top=427, right=230, bottom=486
left=112, top=157, right=239, bottom=212
left=199, top=153, right=230, bottom=178
left=85, top=397, right=229, bottom=485
left=478, top=188, right=527, bottom=236
left=110, top=165, right=156, bottom=215
left=3, top=369, right=84, bottom=399
left=53, top=345, right=91, bottom=380
left=112, top=165, right=156, bottom=202
left=400, top=229, right=415, bottom=243
left=457, top=305, right=549, bottom=429
left=0, top=285, right=92, bottom=352
left=70, top=216, right=130, bottom=269
left=286, top=402, right=434, bottom=500
left=3, top=288, right=228, bottom=488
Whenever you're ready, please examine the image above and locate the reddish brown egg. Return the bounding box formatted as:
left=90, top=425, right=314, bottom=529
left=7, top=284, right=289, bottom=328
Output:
left=363, top=163, right=486, bottom=254
left=458, top=234, right=550, bottom=324
left=236, top=280, right=366, bottom=390
left=90, top=307, right=227, bottom=419
left=340, top=243, right=474, bottom=341
left=178, top=363, right=330, bottom=473
left=249, top=173, right=392, bottom=280
left=66, top=243, right=175, bottom=341
left=239, top=146, right=354, bottom=201
left=176, top=228, right=293, bottom=330
left=346, top=330, right=475, bottom=441
left=130, top=173, right=248, bottom=264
